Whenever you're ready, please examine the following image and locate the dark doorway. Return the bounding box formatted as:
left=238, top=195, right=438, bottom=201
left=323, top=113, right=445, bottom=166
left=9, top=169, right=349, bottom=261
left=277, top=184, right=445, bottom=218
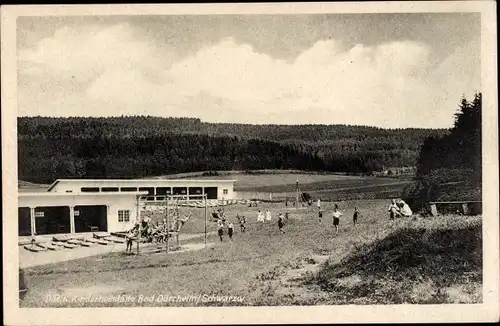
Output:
left=74, top=205, right=108, bottom=233
left=34, top=206, right=70, bottom=235
left=173, top=187, right=187, bottom=196
left=18, top=207, right=31, bottom=236
left=204, top=187, right=218, bottom=200
left=189, top=187, right=203, bottom=200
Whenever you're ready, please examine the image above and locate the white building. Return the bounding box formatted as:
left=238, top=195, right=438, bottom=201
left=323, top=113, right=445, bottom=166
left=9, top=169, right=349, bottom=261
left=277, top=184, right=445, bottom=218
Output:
left=47, top=179, right=237, bottom=201
left=18, top=179, right=237, bottom=237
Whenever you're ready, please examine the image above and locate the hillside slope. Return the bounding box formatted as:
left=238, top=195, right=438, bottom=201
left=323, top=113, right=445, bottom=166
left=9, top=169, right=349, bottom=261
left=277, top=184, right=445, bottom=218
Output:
left=18, top=116, right=445, bottom=184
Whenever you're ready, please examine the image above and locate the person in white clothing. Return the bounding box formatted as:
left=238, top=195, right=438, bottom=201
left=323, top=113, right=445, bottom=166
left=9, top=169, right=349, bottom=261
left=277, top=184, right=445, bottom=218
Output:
left=265, top=209, right=272, bottom=221
left=332, top=204, right=342, bottom=234
left=317, top=198, right=321, bottom=210
left=257, top=210, right=265, bottom=223
left=398, top=200, right=413, bottom=217
left=388, top=199, right=399, bottom=220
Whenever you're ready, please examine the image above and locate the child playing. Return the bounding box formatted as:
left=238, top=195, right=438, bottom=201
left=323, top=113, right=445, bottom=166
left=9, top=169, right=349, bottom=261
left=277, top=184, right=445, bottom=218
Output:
left=238, top=214, right=246, bottom=233
left=125, top=228, right=135, bottom=254
left=257, top=210, right=265, bottom=223
left=388, top=199, right=399, bottom=220
left=332, top=204, right=342, bottom=234
left=278, top=213, right=286, bottom=234
left=227, top=222, right=234, bottom=241
left=217, top=219, right=225, bottom=242
left=265, top=209, right=272, bottom=221
left=353, top=207, right=359, bottom=225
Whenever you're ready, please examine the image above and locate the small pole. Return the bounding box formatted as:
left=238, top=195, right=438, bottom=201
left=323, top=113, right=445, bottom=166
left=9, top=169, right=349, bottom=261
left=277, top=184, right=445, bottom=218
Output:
left=166, top=195, right=170, bottom=255
left=137, top=197, right=141, bottom=255
left=204, top=194, right=208, bottom=248
left=296, top=180, right=299, bottom=210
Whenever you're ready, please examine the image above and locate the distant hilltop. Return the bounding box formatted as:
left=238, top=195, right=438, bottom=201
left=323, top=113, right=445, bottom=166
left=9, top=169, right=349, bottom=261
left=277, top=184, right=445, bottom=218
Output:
left=17, top=116, right=445, bottom=184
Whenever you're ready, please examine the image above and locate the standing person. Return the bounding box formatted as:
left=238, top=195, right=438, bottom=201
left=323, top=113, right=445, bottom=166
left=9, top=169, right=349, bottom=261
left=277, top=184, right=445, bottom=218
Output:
left=257, top=210, right=265, bottom=223
left=265, top=209, right=272, bottom=221
left=388, top=199, right=399, bottom=220
left=332, top=204, right=342, bottom=234
left=318, top=209, right=323, bottom=222
left=125, top=228, right=135, bottom=254
left=285, top=209, right=289, bottom=223
left=353, top=207, right=359, bottom=225
left=317, top=198, right=321, bottom=211
left=278, top=213, right=286, bottom=234
left=227, top=222, right=234, bottom=241
left=238, top=215, right=246, bottom=233
left=217, top=219, right=225, bottom=242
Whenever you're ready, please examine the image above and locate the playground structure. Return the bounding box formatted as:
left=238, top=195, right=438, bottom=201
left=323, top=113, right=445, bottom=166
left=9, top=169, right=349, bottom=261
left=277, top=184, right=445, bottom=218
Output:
left=133, top=194, right=209, bottom=255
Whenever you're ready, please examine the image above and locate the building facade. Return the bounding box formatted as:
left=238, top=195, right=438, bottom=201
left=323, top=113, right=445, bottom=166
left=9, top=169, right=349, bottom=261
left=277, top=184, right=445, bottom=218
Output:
left=47, top=179, right=237, bottom=201
left=18, top=179, right=237, bottom=237
left=18, top=192, right=144, bottom=237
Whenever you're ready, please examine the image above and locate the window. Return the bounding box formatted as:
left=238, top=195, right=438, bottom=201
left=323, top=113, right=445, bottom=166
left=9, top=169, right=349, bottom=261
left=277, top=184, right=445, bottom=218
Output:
left=139, top=187, right=154, bottom=195
left=155, top=187, right=171, bottom=195
left=120, top=187, right=138, bottom=192
left=173, top=187, right=187, bottom=195
left=35, top=211, right=44, bottom=217
left=101, top=187, right=119, bottom=192
left=189, top=187, right=203, bottom=195
left=81, top=187, right=100, bottom=193
left=118, top=210, right=130, bottom=222
left=223, top=189, right=228, bottom=195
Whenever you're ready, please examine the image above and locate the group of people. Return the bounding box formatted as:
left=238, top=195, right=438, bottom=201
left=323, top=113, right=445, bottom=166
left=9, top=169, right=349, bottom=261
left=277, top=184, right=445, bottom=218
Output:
left=125, top=208, right=192, bottom=254
left=315, top=198, right=412, bottom=235
left=216, top=213, right=248, bottom=242
left=256, top=209, right=288, bottom=233
left=388, top=199, right=413, bottom=219
left=126, top=197, right=414, bottom=252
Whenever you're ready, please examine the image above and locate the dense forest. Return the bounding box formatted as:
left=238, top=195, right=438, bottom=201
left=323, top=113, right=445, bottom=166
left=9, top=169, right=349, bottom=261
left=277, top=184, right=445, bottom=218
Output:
left=18, top=116, right=446, bottom=184
left=403, top=93, right=482, bottom=210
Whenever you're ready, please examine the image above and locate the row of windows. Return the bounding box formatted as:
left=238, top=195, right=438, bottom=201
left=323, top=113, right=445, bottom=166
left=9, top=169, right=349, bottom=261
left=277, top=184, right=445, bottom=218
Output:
left=29, top=209, right=132, bottom=223
left=80, top=186, right=229, bottom=195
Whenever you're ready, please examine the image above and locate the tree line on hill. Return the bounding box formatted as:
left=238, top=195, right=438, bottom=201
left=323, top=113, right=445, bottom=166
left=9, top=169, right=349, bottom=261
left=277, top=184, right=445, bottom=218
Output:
left=18, top=116, right=446, bottom=184
left=403, top=93, right=482, bottom=210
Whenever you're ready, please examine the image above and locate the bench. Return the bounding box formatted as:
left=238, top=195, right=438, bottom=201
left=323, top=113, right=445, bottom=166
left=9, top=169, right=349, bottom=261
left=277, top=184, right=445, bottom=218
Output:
left=429, top=201, right=482, bottom=216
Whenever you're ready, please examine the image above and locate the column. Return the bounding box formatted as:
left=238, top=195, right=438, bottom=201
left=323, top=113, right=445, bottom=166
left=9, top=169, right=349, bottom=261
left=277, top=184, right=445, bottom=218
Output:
left=69, top=206, right=75, bottom=234
left=106, top=205, right=111, bottom=232
left=187, top=187, right=190, bottom=201
left=30, top=207, right=36, bottom=237
left=462, top=203, right=469, bottom=215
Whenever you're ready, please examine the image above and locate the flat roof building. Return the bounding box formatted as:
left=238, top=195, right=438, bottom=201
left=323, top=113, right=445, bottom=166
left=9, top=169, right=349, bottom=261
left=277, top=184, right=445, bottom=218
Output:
left=19, top=178, right=237, bottom=237
left=47, top=179, right=237, bottom=201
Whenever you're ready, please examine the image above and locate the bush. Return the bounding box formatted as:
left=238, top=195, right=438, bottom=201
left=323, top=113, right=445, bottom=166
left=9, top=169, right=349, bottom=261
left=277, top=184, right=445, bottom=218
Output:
left=202, top=171, right=220, bottom=177
left=402, top=168, right=482, bottom=213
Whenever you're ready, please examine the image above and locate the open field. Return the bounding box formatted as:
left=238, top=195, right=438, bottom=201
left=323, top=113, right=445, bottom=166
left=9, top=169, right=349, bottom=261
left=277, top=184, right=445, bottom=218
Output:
left=20, top=199, right=481, bottom=307
left=18, top=172, right=414, bottom=201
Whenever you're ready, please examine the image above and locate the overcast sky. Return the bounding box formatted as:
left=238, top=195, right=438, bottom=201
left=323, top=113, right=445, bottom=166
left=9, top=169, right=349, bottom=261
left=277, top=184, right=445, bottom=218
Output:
left=17, top=13, right=480, bottom=128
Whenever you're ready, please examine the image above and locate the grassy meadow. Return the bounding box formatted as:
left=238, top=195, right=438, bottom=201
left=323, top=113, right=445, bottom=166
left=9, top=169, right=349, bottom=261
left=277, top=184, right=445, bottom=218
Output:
left=20, top=199, right=482, bottom=307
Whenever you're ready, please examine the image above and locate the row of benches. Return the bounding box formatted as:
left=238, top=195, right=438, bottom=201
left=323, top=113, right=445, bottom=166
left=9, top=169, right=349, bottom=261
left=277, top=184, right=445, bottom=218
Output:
left=428, top=201, right=482, bottom=216
left=23, top=232, right=126, bottom=253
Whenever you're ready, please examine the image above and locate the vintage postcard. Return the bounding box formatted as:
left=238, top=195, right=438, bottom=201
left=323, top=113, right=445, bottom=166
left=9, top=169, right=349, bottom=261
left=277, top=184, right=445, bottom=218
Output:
left=2, top=1, right=498, bottom=325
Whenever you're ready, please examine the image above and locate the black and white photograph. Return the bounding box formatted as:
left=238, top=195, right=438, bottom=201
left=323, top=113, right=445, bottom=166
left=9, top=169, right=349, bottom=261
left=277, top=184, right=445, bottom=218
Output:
left=2, top=2, right=498, bottom=325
